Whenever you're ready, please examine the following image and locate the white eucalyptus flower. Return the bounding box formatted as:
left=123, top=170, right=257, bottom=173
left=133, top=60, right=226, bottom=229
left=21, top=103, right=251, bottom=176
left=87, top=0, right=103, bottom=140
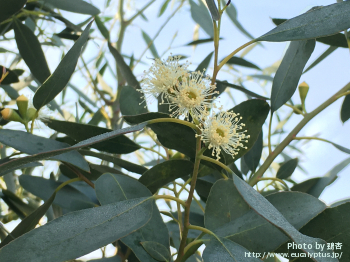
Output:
left=139, top=55, right=189, bottom=106
left=197, top=111, right=249, bottom=160
left=165, top=71, right=218, bottom=121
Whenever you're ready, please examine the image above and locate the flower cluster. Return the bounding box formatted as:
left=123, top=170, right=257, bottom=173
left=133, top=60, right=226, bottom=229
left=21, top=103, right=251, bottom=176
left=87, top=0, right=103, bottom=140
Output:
left=139, top=55, right=249, bottom=160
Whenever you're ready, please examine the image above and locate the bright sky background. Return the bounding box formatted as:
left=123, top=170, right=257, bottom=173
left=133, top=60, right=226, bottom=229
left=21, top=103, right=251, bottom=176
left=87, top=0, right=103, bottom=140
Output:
left=1, top=0, right=350, bottom=261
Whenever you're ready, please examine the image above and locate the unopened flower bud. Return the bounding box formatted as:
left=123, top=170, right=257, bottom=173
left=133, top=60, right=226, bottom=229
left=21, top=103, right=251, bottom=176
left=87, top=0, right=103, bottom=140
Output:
left=16, top=95, right=29, bottom=119
left=26, top=107, right=37, bottom=121
left=1, top=108, right=25, bottom=123
left=298, top=82, right=309, bottom=105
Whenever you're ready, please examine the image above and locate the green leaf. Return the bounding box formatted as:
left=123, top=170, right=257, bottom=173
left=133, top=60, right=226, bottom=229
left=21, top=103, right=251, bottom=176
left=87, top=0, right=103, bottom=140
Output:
left=303, top=46, right=337, bottom=74
left=0, top=197, right=153, bottom=262
left=205, top=179, right=250, bottom=231
left=205, top=0, right=220, bottom=21
left=341, top=94, right=350, bottom=123
left=140, top=241, right=171, bottom=262
left=249, top=74, right=274, bottom=82
left=259, top=3, right=350, bottom=42
left=203, top=237, right=262, bottom=261
left=272, top=18, right=348, bottom=48
left=214, top=191, right=326, bottom=253
left=195, top=51, right=213, bottom=73
left=0, top=161, right=42, bottom=177
left=95, top=173, right=170, bottom=262
left=189, top=0, right=214, bottom=37
left=13, top=19, right=51, bottom=84
left=95, top=15, right=109, bottom=40
left=185, top=38, right=219, bottom=46
left=139, top=160, right=194, bottom=194
left=33, top=21, right=92, bottom=110
left=0, top=129, right=89, bottom=171
left=242, top=130, right=263, bottom=172
left=1, top=189, right=36, bottom=216
left=0, top=66, right=21, bottom=85
left=42, top=0, right=100, bottom=15
left=216, top=80, right=269, bottom=100
left=291, top=178, right=322, bottom=193
left=79, top=150, right=147, bottom=174
left=0, top=192, right=56, bottom=248
left=271, top=40, right=315, bottom=112
left=142, top=30, right=159, bottom=58
left=108, top=42, right=141, bottom=89
left=225, top=56, right=261, bottom=70
left=331, top=142, right=350, bottom=154
left=46, top=119, right=140, bottom=154
left=277, top=203, right=350, bottom=261
left=0, top=0, right=27, bottom=24
left=276, top=158, right=298, bottom=179
left=232, top=175, right=337, bottom=260
left=224, top=99, right=270, bottom=165
left=19, top=175, right=95, bottom=211
left=307, top=157, right=350, bottom=198
left=158, top=0, right=171, bottom=17
left=0, top=85, right=19, bottom=100
left=195, top=176, right=218, bottom=202
left=120, top=86, right=148, bottom=116
left=0, top=122, right=147, bottom=175
left=224, top=1, right=256, bottom=41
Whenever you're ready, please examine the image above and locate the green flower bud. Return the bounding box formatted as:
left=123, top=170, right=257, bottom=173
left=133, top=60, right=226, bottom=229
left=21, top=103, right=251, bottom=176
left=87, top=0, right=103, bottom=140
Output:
left=298, top=81, right=309, bottom=106
left=1, top=108, right=25, bottom=123
left=26, top=107, right=37, bottom=121
left=16, top=95, right=29, bottom=119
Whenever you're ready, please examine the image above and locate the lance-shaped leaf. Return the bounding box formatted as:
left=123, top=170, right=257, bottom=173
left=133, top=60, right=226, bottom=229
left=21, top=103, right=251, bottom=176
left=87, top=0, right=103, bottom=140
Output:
left=214, top=191, right=326, bottom=253
left=19, top=175, right=95, bottom=211
left=0, top=129, right=89, bottom=171
left=0, top=0, right=27, bottom=24
left=341, top=94, right=350, bottom=123
left=276, top=158, right=298, bottom=179
left=142, top=30, right=159, bottom=58
left=186, top=38, right=218, bottom=46
left=139, top=160, right=194, bottom=194
left=196, top=51, right=213, bottom=73
left=0, top=197, right=153, bottom=262
left=216, top=80, right=269, bottom=100
left=0, top=122, right=147, bottom=175
left=0, top=161, right=42, bottom=177
left=232, top=174, right=337, bottom=261
left=0, top=192, right=56, bottom=248
left=225, top=56, right=261, bottom=70
left=125, top=113, right=197, bottom=158
left=13, top=19, right=50, bottom=84
left=307, top=157, right=350, bottom=198
left=277, top=203, right=350, bottom=261
left=189, top=0, right=214, bottom=37
left=95, top=173, right=170, bottom=262
left=224, top=0, right=256, bottom=41
left=0, top=66, right=23, bottom=85
left=203, top=237, right=262, bottom=262
left=120, top=86, right=148, bottom=116
left=46, top=119, right=140, bottom=154
left=108, top=42, right=140, bottom=89
left=271, top=18, right=348, bottom=48
left=205, top=179, right=250, bottom=231
left=42, top=0, right=100, bottom=15
left=303, top=46, right=337, bottom=74
left=271, top=40, right=315, bottom=112
left=79, top=149, right=148, bottom=174
left=205, top=0, right=220, bottom=21
left=33, top=21, right=92, bottom=110
left=258, top=2, right=350, bottom=42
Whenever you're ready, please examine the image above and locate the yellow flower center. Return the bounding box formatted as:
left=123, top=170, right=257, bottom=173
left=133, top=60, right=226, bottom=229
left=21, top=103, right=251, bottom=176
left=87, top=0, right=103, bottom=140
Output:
left=187, top=91, right=197, bottom=100
left=216, top=128, right=225, bottom=137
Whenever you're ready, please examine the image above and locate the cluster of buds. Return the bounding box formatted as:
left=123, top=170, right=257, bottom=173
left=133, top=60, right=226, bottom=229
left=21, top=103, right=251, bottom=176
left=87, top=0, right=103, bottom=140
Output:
left=1, top=95, right=48, bottom=126
left=139, top=55, right=250, bottom=160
